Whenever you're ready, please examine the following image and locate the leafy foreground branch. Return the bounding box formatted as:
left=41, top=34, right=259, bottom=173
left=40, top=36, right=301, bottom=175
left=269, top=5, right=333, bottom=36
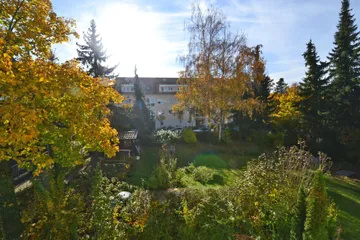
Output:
left=21, top=143, right=340, bottom=240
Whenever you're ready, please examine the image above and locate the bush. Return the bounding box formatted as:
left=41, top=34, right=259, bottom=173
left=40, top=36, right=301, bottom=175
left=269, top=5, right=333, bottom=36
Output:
left=22, top=172, right=85, bottom=239
left=154, top=129, right=180, bottom=144
left=221, top=128, right=232, bottom=144
left=303, top=170, right=329, bottom=240
left=193, top=154, right=228, bottom=169
left=182, top=128, right=197, bottom=144
left=191, top=166, right=216, bottom=184
left=147, top=158, right=177, bottom=189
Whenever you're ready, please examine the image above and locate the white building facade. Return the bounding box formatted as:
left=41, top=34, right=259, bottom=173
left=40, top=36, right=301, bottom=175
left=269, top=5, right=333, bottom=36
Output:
left=115, top=77, right=195, bottom=129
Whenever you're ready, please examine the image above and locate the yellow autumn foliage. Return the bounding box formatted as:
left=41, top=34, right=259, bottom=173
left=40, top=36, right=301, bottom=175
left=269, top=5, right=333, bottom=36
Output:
left=1, top=0, right=124, bottom=174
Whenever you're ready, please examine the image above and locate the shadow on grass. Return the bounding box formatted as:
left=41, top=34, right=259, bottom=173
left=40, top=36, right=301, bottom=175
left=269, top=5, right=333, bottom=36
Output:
left=327, top=177, right=360, bottom=240
left=327, top=190, right=360, bottom=219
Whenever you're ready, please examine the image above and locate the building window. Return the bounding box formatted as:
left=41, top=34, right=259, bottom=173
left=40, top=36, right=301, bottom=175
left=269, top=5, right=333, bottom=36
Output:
left=146, top=97, right=155, bottom=106
left=159, top=84, right=187, bottom=92
left=169, top=110, right=173, bottom=115
left=149, top=111, right=155, bottom=120
left=157, top=99, right=164, bottom=104
left=121, top=84, right=135, bottom=93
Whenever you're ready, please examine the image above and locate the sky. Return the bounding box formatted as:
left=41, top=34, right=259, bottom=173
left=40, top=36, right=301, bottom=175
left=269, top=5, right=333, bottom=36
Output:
left=51, top=0, right=360, bottom=84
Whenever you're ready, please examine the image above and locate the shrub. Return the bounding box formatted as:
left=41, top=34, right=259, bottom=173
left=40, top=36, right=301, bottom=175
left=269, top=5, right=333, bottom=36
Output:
left=147, top=158, right=177, bottom=189
left=191, top=166, right=216, bottom=184
left=303, top=170, right=329, bottom=240
left=193, top=154, right=228, bottom=169
left=235, top=142, right=333, bottom=238
left=22, top=172, right=85, bottom=239
left=290, top=186, right=307, bottom=240
left=154, top=129, right=180, bottom=144
left=182, top=128, right=197, bottom=144
left=265, top=131, right=284, bottom=148
left=221, top=128, right=232, bottom=144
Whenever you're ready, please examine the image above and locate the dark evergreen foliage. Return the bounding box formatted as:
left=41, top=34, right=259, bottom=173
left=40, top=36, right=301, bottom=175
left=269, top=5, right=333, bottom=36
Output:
left=132, top=67, right=153, bottom=136
left=76, top=20, right=118, bottom=78
left=274, top=78, right=288, bottom=94
left=299, top=40, right=330, bottom=146
left=327, top=0, right=360, bottom=163
left=328, top=0, right=360, bottom=130
left=290, top=186, right=307, bottom=240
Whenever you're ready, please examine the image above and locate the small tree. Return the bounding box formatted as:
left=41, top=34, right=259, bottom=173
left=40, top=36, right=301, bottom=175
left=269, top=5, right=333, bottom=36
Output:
left=290, top=186, right=307, bottom=240
left=182, top=128, right=197, bottom=144
left=22, top=171, right=85, bottom=239
left=89, top=166, right=115, bottom=238
left=303, top=170, right=328, bottom=240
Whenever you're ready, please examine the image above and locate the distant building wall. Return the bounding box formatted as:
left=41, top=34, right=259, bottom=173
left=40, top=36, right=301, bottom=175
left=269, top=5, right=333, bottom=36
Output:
left=116, top=77, right=195, bottom=129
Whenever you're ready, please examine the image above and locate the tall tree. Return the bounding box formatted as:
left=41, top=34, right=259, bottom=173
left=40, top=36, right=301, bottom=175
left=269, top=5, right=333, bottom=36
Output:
left=0, top=1, right=123, bottom=236
left=257, top=75, right=274, bottom=102
left=231, top=46, right=273, bottom=137
left=299, top=40, right=329, bottom=145
left=133, top=66, right=153, bottom=136
left=275, top=78, right=288, bottom=94
left=328, top=0, right=360, bottom=148
left=77, top=19, right=118, bottom=78
left=175, top=4, right=262, bottom=141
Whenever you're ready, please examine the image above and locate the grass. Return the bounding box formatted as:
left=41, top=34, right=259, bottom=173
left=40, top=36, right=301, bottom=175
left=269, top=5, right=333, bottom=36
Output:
left=127, top=141, right=257, bottom=187
left=326, top=176, right=360, bottom=240
left=193, top=154, right=228, bottom=169
left=125, top=141, right=360, bottom=239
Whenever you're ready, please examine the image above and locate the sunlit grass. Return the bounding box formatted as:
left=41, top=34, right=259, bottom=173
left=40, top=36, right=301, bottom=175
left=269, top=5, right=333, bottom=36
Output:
left=326, top=177, right=360, bottom=240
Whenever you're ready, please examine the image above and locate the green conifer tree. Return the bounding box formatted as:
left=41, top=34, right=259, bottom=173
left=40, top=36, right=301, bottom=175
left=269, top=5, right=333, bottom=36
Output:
left=303, top=170, right=328, bottom=240
left=290, top=186, right=307, bottom=240
left=77, top=20, right=118, bottom=78
left=133, top=66, right=153, bottom=136
left=275, top=78, right=288, bottom=94
left=328, top=0, right=360, bottom=132
left=299, top=40, right=330, bottom=146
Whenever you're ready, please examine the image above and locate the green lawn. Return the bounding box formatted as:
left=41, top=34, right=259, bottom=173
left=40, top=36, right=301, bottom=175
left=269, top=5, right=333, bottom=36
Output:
left=126, top=142, right=259, bottom=186
left=326, top=177, right=360, bottom=240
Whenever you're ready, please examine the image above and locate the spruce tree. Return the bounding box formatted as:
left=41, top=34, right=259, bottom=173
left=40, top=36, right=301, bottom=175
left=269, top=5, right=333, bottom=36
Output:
left=299, top=40, right=329, bottom=142
left=275, top=78, right=288, bottom=94
left=328, top=0, right=360, bottom=131
left=133, top=67, right=153, bottom=136
left=258, top=75, right=273, bottom=102
left=77, top=20, right=118, bottom=78
left=290, top=186, right=307, bottom=240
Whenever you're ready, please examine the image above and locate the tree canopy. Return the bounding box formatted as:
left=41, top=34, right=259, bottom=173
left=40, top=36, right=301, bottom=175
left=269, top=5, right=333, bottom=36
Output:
left=175, top=4, right=263, bottom=140
left=1, top=0, right=123, bottom=174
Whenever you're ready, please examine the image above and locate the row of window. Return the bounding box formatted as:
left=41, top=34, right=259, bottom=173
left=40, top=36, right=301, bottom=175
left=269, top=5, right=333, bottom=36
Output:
left=159, top=84, right=181, bottom=92
left=120, top=84, right=184, bottom=93
left=122, top=97, right=177, bottom=105
left=121, top=84, right=135, bottom=93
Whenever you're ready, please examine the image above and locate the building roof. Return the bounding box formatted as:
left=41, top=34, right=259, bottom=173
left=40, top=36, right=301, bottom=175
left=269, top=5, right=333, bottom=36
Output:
left=115, top=77, right=179, bottom=94
left=119, top=130, right=138, bottom=140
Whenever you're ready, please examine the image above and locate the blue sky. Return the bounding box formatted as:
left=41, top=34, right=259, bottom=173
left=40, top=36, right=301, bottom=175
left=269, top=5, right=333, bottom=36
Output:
left=51, top=0, right=360, bottom=84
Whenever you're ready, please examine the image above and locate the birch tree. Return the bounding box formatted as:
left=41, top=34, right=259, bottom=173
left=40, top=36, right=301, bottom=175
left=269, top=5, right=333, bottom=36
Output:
left=175, top=4, right=263, bottom=141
